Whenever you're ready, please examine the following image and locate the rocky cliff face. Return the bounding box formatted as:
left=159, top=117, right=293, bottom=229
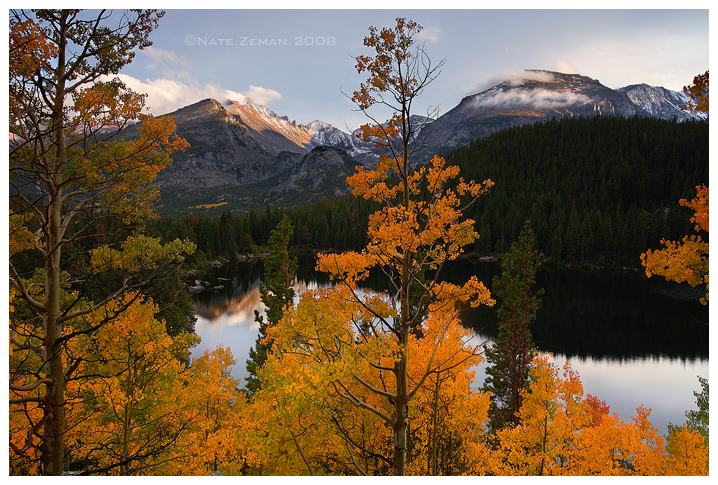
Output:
left=224, top=98, right=313, bottom=155
left=221, top=98, right=385, bottom=165
left=305, top=120, right=379, bottom=165
left=617, top=84, right=707, bottom=122
left=132, top=98, right=277, bottom=187
left=274, top=145, right=358, bottom=196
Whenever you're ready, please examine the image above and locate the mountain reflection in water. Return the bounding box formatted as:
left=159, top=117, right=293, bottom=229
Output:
left=193, top=286, right=261, bottom=322
left=193, top=278, right=317, bottom=323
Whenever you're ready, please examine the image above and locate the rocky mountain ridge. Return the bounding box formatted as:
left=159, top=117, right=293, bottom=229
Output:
left=414, top=70, right=705, bottom=158
left=617, top=83, right=706, bottom=121
left=128, top=70, right=706, bottom=212
left=224, top=97, right=313, bottom=155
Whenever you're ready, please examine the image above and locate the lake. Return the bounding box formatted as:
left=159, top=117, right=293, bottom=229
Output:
left=190, top=255, right=709, bottom=438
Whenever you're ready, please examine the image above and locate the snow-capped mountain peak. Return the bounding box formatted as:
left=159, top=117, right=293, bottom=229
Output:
left=219, top=99, right=377, bottom=163
left=222, top=98, right=312, bottom=155
left=617, top=84, right=707, bottom=121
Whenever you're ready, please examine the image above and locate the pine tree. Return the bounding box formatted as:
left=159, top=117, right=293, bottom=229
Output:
left=219, top=209, right=239, bottom=258
left=667, top=376, right=709, bottom=447
left=483, top=220, right=545, bottom=431
left=245, top=216, right=298, bottom=397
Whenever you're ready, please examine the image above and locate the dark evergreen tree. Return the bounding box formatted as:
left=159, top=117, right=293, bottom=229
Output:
left=219, top=209, right=239, bottom=258
left=483, top=220, right=545, bottom=431
left=245, top=215, right=298, bottom=397
left=667, top=376, right=709, bottom=447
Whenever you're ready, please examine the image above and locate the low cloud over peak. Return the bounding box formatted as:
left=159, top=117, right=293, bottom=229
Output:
left=472, top=70, right=558, bottom=94
left=553, top=61, right=579, bottom=76
left=501, top=69, right=558, bottom=85
left=471, top=70, right=596, bottom=110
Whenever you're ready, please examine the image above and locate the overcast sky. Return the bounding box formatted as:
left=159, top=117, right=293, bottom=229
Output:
left=112, top=6, right=709, bottom=131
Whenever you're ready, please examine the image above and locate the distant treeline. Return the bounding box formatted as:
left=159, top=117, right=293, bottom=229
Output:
left=151, top=116, right=708, bottom=268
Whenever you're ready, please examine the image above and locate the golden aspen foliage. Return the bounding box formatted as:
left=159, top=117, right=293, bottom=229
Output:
left=664, top=426, right=709, bottom=475
left=9, top=9, right=192, bottom=473
left=155, top=345, right=248, bottom=476
left=641, top=185, right=708, bottom=305
left=66, top=295, right=192, bottom=475
left=682, top=71, right=708, bottom=113
left=490, top=354, right=708, bottom=476
left=248, top=287, right=494, bottom=476
left=324, top=18, right=495, bottom=474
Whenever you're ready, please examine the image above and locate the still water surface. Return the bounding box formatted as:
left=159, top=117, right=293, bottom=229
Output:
left=190, top=256, right=709, bottom=437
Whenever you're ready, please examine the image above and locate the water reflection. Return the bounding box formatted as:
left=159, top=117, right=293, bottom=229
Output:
left=190, top=256, right=709, bottom=437
left=194, top=278, right=318, bottom=322
left=446, top=259, right=709, bottom=361
left=194, top=286, right=262, bottom=322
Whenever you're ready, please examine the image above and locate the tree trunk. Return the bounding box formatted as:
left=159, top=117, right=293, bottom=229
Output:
left=392, top=144, right=412, bottom=476
left=43, top=154, right=65, bottom=476
left=42, top=13, right=68, bottom=474
left=392, top=354, right=408, bottom=476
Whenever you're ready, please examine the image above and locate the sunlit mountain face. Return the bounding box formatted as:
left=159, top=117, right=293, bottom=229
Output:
left=224, top=97, right=314, bottom=155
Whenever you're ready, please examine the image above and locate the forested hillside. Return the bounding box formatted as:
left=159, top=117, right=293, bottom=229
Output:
left=153, top=115, right=708, bottom=268
left=454, top=115, right=708, bottom=265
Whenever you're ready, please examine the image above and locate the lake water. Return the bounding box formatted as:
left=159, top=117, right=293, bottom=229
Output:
left=190, top=256, right=709, bottom=438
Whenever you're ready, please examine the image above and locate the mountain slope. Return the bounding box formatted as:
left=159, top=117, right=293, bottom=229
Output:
left=274, top=145, right=358, bottom=196
left=155, top=146, right=360, bottom=217
left=617, top=84, right=707, bottom=122
left=222, top=98, right=383, bottom=164
left=224, top=98, right=313, bottom=155
left=129, top=98, right=278, bottom=187
left=305, top=120, right=378, bottom=164
left=417, top=70, right=652, bottom=157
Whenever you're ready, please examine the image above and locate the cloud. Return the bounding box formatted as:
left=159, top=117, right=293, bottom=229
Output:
left=107, top=73, right=281, bottom=116
left=242, top=85, right=282, bottom=106
left=142, top=46, right=190, bottom=69
left=484, top=69, right=556, bottom=88
left=140, top=47, right=192, bottom=81
left=110, top=47, right=283, bottom=115
left=416, top=26, right=442, bottom=43
left=474, top=69, right=557, bottom=93
left=474, top=88, right=592, bottom=111
left=553, top=61, right=579, bottom=75
left=503, top=69, right=557, bottom=85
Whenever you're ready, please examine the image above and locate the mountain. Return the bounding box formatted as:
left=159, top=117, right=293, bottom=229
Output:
left=305, top=120, right=379, bottom=164
left=149, top=71, right=706, bottom=186
left=303, top=114, right=435, bottom=165
left=617, top=84, right=707, bottom=122
left=224, top=98, right=313, bottom=155
left=273, top=145, right=358, bottom=196
left=122, top=97, right=370, bottom=189
left=415, top=70, right=706, bottom=159
left=134, top=69, right=705, bottom=214
left=222, top=98, right=382, bottom=164
left=130, top=98, right=277, bottom=187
